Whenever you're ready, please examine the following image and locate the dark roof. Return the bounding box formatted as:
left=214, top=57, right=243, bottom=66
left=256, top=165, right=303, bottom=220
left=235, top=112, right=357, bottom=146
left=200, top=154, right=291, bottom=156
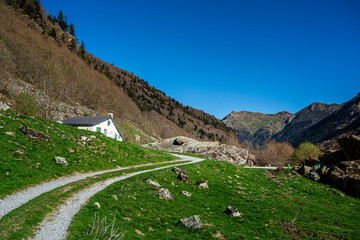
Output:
left=61, top=116, right=111, bottom=126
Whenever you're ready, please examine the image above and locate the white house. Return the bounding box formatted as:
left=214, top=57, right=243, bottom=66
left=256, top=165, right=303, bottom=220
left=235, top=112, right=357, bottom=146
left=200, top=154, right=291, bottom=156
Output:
left=61, top=112, right=124, bottom=141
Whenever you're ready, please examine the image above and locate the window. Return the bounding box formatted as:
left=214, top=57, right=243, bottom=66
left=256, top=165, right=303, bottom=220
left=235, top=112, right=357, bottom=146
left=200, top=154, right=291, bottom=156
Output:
left=96, top=127, right=101, bottom=132
left=108, top=120, right=110, bottom=126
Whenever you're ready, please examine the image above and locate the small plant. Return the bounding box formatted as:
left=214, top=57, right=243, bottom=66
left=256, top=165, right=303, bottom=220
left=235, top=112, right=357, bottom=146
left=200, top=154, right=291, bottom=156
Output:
left=291, top=142, right=322, bottom=165
left=14, top=93, right=39, bottom=116
left=88, top=211, right=126, bottom=240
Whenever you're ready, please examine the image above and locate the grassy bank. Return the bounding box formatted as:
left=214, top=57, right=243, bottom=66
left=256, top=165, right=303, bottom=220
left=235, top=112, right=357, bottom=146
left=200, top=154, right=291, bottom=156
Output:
left=0, top=110, right=177, bottom=198
left=68, top=160, right=360, bottom=239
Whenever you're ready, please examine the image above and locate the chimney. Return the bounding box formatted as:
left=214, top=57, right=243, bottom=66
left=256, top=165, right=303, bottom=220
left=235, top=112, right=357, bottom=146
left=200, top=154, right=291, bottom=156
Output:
left=108, top=110, right=114, bottom=119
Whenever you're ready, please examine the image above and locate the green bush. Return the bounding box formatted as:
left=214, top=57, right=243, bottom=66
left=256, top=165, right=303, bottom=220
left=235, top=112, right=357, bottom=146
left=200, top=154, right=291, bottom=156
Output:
left=14, top=93, right=39, bottom=116
left=292, top=142, right=322, bottom=164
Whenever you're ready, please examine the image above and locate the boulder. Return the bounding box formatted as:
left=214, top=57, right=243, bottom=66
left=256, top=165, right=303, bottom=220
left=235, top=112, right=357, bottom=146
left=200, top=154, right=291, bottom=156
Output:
left=0, top=101, right=11, bottom=111
left=197, top=180, right=209, bottom=189
left=310, top=172, right=320, bottom=181
left=337, top=135, right=360, bottom=161
left=19, top=125, right=51, bottom=141
left=146, top=179, right=161, bottom=187
left=178, top=215, right=203, bottom=228
left=177, top=173, right=191, bottom=183
left=157, top=188, right=173, bottom=199
left=226, top=206, right=243, bottom=217
left=54, top=156, right=68, bottom=165
left=172, top=167, right=187, bottom=175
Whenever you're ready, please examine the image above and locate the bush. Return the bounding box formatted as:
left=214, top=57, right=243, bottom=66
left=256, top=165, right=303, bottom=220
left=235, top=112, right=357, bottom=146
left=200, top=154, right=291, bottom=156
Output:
left=252, top=141, right=294, bottom=166
left=14, top=93, right=39, bottom=116
left=291, top=142, right=322, bottom=165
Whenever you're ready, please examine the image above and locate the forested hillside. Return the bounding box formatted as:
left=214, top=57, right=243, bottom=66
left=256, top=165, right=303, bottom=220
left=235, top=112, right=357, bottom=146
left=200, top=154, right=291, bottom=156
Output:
left=0, top=0, right=238, bottom=145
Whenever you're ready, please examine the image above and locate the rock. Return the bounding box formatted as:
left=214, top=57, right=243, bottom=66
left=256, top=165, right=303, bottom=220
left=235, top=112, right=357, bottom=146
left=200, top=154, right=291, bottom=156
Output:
left=145, top=136, right=252, bottom=165
left=113, top=195, right=119, bottom=201
left=14, top=149, right=25, bottom=155
left=173, top=138, right=185, bottom=145
left=148, top=227, right=154, bottom=231
left=0, top=101, right=11, bottom=111
left=73, top=107, right=82, bottom=114
left=135, top=229, right=145, bottom=237
left=337, top=135, right=360, bottom=161
left=146, top=179, right=161, bottom=187
left=178, top=215, right=203, bottom=228
left=197, top=180, right=209, bottom=188
left=172, top=167, right=187, bottom=175
left=89, top=135, right=97, bottom=139
left=226, top=206, right=243, bottom=217
left=177, top=173, right=191, bottom=183
left=61, top=135, right=70, bottom=139
left=78, top=134, right=90, bottom=142
left=310, top=172, right=320, bottom=181
left=135, top=134, right=141, bottom=142
left=68, top=148, right=75, bottom=153
left=94, top=202, right=100, bottom=208
left=54, top=156, right=68, bottom=165
left=182, top=191, right=192, bottom=197
left=19, top=125, right=51, bottom=141
left=157, top=188, right=173, bottom=199
left=297, top=165, right=312, bottom=175
left=5, top=131, right=15, bottom=136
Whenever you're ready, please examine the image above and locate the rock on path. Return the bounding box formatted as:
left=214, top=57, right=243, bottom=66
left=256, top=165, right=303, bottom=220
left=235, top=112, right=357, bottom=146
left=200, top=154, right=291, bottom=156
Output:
left=0, top=155, right=195, bottom=220
left=30, top=155, right=204, bottom=240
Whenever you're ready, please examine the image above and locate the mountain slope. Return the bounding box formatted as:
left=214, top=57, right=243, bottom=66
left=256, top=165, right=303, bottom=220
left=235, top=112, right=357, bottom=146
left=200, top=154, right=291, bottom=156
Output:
left=222, top=111, right=294, bottom=146
left=274, top=102, right=341, bottom=144
left=0, top=0, right=238, bottom=145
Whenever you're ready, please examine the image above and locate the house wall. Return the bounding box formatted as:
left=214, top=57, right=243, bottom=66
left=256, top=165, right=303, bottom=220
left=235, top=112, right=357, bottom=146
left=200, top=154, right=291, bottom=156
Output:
left=92, top=119, right=123, bottom=141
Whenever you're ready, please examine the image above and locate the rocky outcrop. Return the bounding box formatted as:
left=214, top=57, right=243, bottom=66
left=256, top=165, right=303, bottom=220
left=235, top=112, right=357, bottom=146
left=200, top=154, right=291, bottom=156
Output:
left=144, top=136, right=254, bottom=165
left=178, top=215, right=203, bottom=228
left=19, top=125, right=51, bottom=141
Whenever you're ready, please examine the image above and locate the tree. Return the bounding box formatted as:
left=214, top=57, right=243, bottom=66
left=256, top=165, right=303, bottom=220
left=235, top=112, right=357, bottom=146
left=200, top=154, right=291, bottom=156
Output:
left=57, top=10, right=68, bottom=31
left=291, top=142, right=322, bottom=165
left=14, top=93, right=39, bottom=116
left=69, top=23, right=75, bottom=36
left=79, top=40, right=86, bottom=58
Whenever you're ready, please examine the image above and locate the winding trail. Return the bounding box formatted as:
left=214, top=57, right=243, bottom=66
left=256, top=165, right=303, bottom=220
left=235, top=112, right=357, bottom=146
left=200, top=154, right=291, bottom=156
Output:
left=31, top=154, right=203, bottom=240
left=0, top=155, right=193, bottom=220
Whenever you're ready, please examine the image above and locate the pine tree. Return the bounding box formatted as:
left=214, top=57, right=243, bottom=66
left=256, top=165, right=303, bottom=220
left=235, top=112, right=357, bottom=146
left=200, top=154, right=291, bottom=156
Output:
left=69, top=23, right=75, bottom=36
left=57, top=10, right=68, bottom=31
left=79, top=40, right=86, bottom=58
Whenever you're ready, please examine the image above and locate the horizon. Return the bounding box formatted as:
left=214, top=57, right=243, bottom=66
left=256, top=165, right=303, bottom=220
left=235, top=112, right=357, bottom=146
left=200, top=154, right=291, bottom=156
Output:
left=41, top=0, right=360, bottom=119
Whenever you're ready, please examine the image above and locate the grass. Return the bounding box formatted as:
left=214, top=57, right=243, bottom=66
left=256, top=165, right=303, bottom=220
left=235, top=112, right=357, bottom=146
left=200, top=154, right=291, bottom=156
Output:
left=0, top=160, right=190, bottom=239
left=0, top=110, right=177, bottom=198
left=68, top=160, right=360, bottom=239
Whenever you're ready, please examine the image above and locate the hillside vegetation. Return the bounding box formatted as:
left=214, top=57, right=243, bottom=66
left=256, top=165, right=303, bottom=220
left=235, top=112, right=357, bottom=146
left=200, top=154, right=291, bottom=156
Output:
left=0, top=0, right=238, bottom=145
left=0, top=110, right=177, bottom=198
left=68, top=160, right=360, bottom=239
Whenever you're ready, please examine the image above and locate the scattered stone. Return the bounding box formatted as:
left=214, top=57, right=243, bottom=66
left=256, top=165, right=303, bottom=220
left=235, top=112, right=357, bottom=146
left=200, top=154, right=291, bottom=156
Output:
left=135, top=229, right=145, bottom=237
left=0, top=101, right=11, bottom=111
left=61, top=135, right=70, bottom=139
left=172, top=167, right=187, bottom=174
left=177, top=173, right=191, bottom=183
left=146, top=179, right=161, bottom=187
left=297, top=165, right=312, bottom=175
left=94, top=202, right=100, bottom=209
left=226, top=206, right=243, bottom=217
left=182, top=191, right=192, bottom=197
left=54, top=157, right=68, bottom=165
left=68, top=148, right=75, bottom=153
left=89, top=135, right=97, bottom=139
left=213, top=231, right=227, bottom=239
left=19, top=125, right=51, bottom=141
left=171, top=181, right=176, bottom=186
left=197, top=180, right=209, bottom=189
left=234, top=175, right=240, bottom=179
left=123, top=217, right=131, bottom=221
left=0, top=125, right=3, bottom=128
left=167, top=229, right=172, bottom=232
left=310, top=172, right=320, bottom=181
left=157, top=188, right=173, bottom=199
left=148, top=227, right=154, bottom=231
left=14, top=149, right=25, bottom=155
left=5, top=131, right=15, bottom=136
left=178, top=215, right=203, bottom=228
left=113, top=195, right=119, bottom=201
left=78, top=134, right=90, bottom=142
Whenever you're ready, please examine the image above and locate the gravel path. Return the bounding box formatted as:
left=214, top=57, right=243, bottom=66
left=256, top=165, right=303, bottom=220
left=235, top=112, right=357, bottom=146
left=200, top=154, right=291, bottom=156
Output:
left=0, top=155, right=191, bottom=219
left=31, top=154, right=203, bottom=240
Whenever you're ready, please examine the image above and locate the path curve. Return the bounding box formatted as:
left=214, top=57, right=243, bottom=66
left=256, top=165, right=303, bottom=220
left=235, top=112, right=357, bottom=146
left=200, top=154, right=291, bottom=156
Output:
left=0, top=155, right=191, bottom=219
left=31, top=154, right=203, bottom=240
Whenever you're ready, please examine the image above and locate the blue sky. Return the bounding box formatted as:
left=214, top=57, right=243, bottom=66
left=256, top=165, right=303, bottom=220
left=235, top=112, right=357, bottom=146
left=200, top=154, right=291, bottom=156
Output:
left=41, top=0, right=360, bottom=119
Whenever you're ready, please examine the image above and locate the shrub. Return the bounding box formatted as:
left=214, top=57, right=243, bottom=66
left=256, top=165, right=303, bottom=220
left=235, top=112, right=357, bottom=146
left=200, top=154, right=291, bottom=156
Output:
left=252, top=141, right=294, bottom=166
left=291, top=142, right=322, bottom=165
left=14, top=93, right=39, bottom=116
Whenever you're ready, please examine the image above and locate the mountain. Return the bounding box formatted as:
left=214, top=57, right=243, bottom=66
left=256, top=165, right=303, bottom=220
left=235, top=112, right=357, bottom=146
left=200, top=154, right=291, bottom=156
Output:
left=273, top=102, right=341, bottom=144
left=223, top=93, right=360, bottom=147
left=222, top=111, right=294, bottom=146
left=0, top=0, right=238, bottom=145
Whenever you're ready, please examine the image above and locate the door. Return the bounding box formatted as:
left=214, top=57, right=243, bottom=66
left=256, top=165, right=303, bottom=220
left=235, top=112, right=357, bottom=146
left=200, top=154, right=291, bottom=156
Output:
left=104, top=129, right=107, bottom=136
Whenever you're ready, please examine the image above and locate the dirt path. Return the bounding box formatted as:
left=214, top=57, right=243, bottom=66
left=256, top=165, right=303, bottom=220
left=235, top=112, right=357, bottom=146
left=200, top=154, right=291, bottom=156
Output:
left=0, top=155, right=192, bottom=220
left=31, top=154, right=203, bottom=240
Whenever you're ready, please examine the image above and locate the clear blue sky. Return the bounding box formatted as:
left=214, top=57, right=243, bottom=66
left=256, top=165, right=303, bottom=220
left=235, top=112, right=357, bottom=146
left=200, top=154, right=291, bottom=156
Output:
left=41, top=0, right=360, bottom=119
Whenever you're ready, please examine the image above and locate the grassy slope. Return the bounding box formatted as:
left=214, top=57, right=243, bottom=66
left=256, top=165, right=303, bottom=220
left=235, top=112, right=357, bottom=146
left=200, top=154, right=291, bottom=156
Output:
left=0, top=110, right=177, bottom=198
left=68, top=160, right=360, bottom=240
